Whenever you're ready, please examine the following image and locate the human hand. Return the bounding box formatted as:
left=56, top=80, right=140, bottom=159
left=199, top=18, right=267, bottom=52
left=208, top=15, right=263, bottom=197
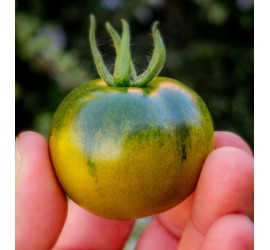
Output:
left=16, top=131, right=253, bottom=249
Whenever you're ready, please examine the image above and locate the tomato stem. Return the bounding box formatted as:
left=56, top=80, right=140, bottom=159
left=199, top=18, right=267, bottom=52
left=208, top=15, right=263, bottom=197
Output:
left=89, top=15, right=166, bottom=87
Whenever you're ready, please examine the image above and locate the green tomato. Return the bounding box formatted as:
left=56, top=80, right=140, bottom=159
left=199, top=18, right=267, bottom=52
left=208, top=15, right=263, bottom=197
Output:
left=49, top=16, right=214, bottom=220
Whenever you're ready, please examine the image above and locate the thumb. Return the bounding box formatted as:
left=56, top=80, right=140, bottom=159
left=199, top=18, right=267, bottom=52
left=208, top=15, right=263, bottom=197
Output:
left=16, top=131, right=67, bottom=250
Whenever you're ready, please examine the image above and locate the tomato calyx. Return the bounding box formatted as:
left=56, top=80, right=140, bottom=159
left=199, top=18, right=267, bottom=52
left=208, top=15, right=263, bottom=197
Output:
left=89, top=15, right=166, bottom=88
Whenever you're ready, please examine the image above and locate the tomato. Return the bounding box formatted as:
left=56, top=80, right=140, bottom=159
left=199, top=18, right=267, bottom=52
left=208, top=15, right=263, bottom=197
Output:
left=49, top=16, right=214, bottom=220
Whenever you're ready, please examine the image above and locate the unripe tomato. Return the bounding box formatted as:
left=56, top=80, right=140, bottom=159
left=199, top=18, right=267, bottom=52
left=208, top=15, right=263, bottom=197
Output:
left=49, top=16, right=214, bottom=220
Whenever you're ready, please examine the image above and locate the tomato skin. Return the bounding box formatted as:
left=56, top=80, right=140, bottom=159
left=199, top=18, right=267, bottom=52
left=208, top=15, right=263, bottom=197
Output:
left=49, top=76, right=214, bottom=219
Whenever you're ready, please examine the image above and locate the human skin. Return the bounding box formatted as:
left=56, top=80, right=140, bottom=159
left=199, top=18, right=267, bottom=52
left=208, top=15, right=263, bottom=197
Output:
left=15, top=131, right=254, bottom=250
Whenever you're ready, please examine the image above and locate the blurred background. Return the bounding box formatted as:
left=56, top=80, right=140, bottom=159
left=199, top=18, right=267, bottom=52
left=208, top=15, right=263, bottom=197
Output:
left=15, top=0, right=253, bottom=247
left=15, top=0, right=254, bottom=147
left=15, top=0, right=254, bottom=148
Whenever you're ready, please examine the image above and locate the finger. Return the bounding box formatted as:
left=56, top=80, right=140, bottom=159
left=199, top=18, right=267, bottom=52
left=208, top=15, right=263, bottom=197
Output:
left=54, top=200, right=135, bottom=250
left=16, top=131, right=67, bottom=250
left=214, top=131, right=253, bottom=155
left=179, top=147, right=254, bottom=248
left=136, top=216, right=179, bottom=250
left=202, top=214, right=254, bottom=250
left=157, top=193, right=194, bottom=238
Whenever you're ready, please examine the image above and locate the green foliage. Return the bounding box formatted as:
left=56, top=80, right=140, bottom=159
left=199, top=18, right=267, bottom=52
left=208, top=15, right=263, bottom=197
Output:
left=16, top=0, right=253, bottom=149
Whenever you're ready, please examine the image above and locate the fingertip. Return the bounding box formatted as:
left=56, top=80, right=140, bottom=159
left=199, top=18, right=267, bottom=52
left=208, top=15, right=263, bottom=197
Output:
left=16, top=131, right=48, bottom=178
left=16, top=131, right=48, bottom=152
left=205, top=147, right=254, bottom=186
left=179, top=214, right=254, bottom=250
left=136, top=216, right=179, bottom=250
left=206, top=146, right=254, bottom=173
left=202, top=214, right=254, bottom=250
left=214, top=131, right=253, bottom=156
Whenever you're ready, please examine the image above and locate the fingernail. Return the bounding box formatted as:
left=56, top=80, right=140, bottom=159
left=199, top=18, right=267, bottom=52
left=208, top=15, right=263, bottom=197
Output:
left=15, top=136, right=22, bottom=179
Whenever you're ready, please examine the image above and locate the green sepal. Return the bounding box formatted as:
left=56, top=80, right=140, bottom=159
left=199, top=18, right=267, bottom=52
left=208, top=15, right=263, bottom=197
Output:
left=89, top=15, right=114, bottom=86
left=106, top=22, right=137, bottom=81
left=131, top=22, right=166, bottom=87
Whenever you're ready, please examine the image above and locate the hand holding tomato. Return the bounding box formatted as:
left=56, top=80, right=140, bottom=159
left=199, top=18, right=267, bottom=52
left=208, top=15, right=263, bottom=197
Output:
left=16, top=17, right=253, bottom=249
left=15, top=131, right=254, bottom=249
